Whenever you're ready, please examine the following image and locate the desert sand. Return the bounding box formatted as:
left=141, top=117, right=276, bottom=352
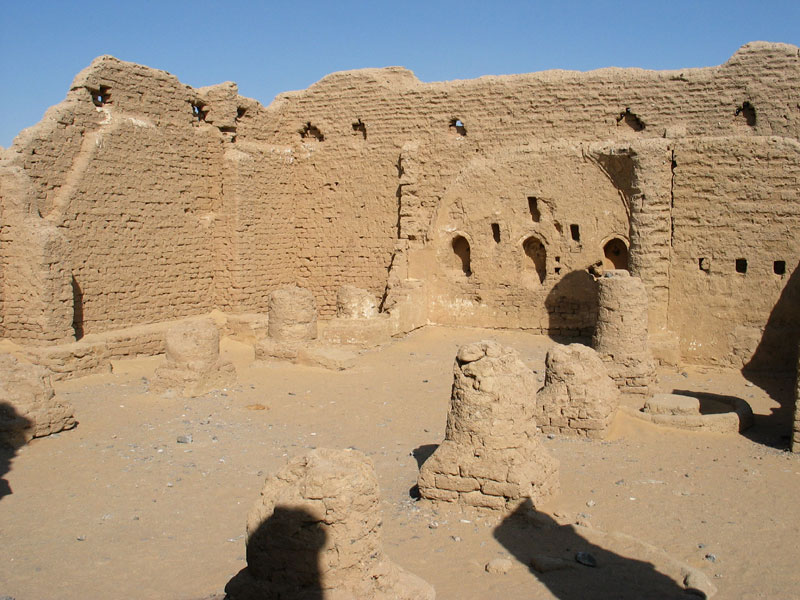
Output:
left=2, top=325, right=798, bottom=599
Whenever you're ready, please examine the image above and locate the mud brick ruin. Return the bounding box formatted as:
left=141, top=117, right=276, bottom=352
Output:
left=536, top=343, right=620, bottom=438
left=151, top=317, right=235, bottom=397
left=592, top=270, right=656, bottom=396
left=418, top=341, right=559, bottom=510
left=0, top=354, right=75, bottom=445
left=225, top=448, right=435, bottom=600
left=1, top=42, right=800, bottom=440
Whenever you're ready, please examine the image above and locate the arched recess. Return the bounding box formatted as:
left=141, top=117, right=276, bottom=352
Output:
left=602, top=236, right=629, bottom=270
left=522, top=236, right=547, bottom=284
left=451, top=234, right=472, bottom=276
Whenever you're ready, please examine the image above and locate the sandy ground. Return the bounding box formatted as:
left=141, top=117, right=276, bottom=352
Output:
left=2, top=325, right=799, bottom=600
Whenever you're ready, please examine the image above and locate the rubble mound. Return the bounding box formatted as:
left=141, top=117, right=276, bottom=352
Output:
left=0, top=353, right=76, bottom=445
left=537, top=343, right=620, bottom=438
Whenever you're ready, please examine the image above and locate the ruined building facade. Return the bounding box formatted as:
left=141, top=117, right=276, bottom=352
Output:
left=1, top=42, right=799, bottom=375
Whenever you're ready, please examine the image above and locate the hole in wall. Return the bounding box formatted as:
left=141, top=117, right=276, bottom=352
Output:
left=236, top=107, right=247, bottom=121
left=735, top=101, right=756, bottom=127
left=491, top=223, right=501, bottom=243
left=299, top=122, right=324, bottom=141
left=352, top=118, right=367, bottom=140
left=698, top=257, right=710, bottom=273
left=603, top=238, right=629, bottom=270
left=88, top=85, right=111, bottom=107
left=735, top=258, right=748, bottom=274
left=449, top=118, right=467, bottom=136
left=191, top=102, right=207, bottom=121
left=452, top=235, right=472, bottom=276
left=570, top=224, right=581, bottom=242
left=523, top=236, right=547, bottom=284
left=616, top=107, right=645, bottom=131
left=774, top=260, right=786, bottom=276
left=527, top=196, right=541, bottom=222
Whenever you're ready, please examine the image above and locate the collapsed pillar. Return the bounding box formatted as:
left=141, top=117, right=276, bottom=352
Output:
left=336, top=285, right=378, bottom=319
left=592, top=270, right=656, bottom=396
left=225, top=448, right=435, bottom=600
left=321, top=285, right=391, bottom=347
left=268, top=285, right=318, bottom=342
left=255, top=286, right=318, bottom=361
left=152, top=318, right=235, bottom=397
left=418, top=341, right=559, bottom=511
left=536, top=343, right=620, bottom=439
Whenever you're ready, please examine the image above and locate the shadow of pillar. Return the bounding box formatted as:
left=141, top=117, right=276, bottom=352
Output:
left=493, top=500, right=709, bottom=600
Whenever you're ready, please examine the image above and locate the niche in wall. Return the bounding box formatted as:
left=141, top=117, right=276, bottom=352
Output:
left=603, top=237, right=629, bottom=270
left=452, top=235, right=472, bottom=276
left=527, top=196, right=541, bottom=222
left=523, top=236, right=547, bottom=284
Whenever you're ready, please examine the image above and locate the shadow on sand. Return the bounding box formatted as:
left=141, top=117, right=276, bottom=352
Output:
left=0, top=401, right=32, bottom=501
left=494, top=500, right=706, bottom=600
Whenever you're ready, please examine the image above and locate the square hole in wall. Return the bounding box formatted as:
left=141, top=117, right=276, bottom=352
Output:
left=774, top=260, right=786, bottom=276
left=698, top=257, right=710, bottom=272
left=735, top=258, right=748, bottom=274
left=570, top=224, right=580, bottom=242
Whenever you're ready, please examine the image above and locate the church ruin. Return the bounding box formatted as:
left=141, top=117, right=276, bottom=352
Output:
left=0, top=41, right=798, bottom=391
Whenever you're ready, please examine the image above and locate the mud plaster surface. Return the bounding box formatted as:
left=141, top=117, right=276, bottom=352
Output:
left=1, top=326, right=798, bottom=599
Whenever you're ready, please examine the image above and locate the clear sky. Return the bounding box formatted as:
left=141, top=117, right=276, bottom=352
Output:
left=1, top=0, right=798, bottom=147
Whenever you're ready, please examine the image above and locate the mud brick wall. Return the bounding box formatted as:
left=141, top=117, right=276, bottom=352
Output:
left=670, top=136, right=800, bottom=369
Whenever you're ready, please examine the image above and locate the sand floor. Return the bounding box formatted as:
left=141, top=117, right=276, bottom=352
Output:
left=2, top=325, right=799, bottom=599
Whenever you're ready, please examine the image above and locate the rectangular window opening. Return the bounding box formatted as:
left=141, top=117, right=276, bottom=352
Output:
left=774, top=260, right=786, bottom=276
left=735, top=258, right=748, bottom=274
left=570, top=224, right=580, bottom=242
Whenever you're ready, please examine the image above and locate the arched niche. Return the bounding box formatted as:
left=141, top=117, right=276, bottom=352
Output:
left=602, top=237, right=629, bottom=271
left=522, top=236, right=547, bottom=284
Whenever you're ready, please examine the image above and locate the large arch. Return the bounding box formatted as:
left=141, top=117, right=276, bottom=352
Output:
left=418, top=144, right=630, bottom=331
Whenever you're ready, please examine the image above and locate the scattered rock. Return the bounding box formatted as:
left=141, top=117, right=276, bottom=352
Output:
left=575, top=551, right=598, bottom=567
left=177, top=435, right=192, bottom=444
left=684, top=568, right=718, bottom=597
left=485, top=558, right=513, bottom=574
left=530, top=554, right=574, bottom=573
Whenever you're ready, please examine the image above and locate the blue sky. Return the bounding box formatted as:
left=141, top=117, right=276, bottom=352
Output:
left=1, top=0, right=798, bottom=147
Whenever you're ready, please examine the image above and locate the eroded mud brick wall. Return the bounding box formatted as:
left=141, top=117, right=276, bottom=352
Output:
left=1, top=43, right=799, bottom=368
left=2, top=59, right=222, bottom=339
